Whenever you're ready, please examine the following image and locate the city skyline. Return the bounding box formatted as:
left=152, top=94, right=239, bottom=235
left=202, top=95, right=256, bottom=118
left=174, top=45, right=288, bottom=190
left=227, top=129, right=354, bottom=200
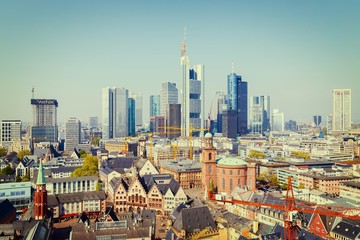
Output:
left=1, top=1, right=359, bottom=124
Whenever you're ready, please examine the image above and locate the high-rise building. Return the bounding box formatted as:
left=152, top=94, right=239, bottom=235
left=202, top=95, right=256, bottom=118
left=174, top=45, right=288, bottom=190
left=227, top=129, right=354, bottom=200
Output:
left=249, top=96, right=270, bottom=135
left=150, top=95, right=160, bottom=117
left=102, top=87, right=128, bottom=139
left=285, top=120, right=297, bottom=132
left=128, top=98, right=136, bottom=136
left=129, top=92, right=142, bottom=127
left=65, top=117, right=81, bottom=151
left=180, top=35, right=205, bottom=137
left=0, top=120, right=21, bottom=148
left=313, top=115, right=322, bottom=127
left=166, top=103, right=181, bottom=139
left=222, top=109, right=237, bottom=139
left=332, top=89, right=351, bottom=131
left=31, top=99, right=58, bottom=143
left=88, top=117, right=98, bottom=129
left=271, top=109, right=284, bottom=131
left=327, top=114, right=333, bottom=132
left=227, top=71, right=248, bottom=135
left=209, top=91, right=226, bottom=134
left=160, top=82, right=178, bottom=122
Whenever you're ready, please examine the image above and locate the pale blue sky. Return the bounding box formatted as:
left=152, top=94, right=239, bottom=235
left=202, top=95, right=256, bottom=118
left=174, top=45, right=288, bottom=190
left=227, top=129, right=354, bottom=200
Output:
left=0, top=1, right=359, bottom=125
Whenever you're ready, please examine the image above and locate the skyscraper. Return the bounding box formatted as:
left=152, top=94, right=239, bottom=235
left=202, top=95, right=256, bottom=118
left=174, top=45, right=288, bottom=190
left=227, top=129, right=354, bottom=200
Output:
left=166, top=103, right=181, bottom=139
left=332, top=89, right=351, bottom=131
left=150, top=95, right=160, bottom=117
left=209, top=91, right=226, bottom=134
left=249, top=96, right=270, bottom=135
left=88, top=117, right=98, bottom=128
left=271, top=109, right=284, bottom=131
left=180, top=34, right=205, bottom=137
left=0, top=120, right=21, bottom=148
left=313, top=115, right=322, bottom=127
left=31, top=99, right=58, bottom=143
left=102, top=87, right=128, bottom=139
left=128, top=98, right=136, bottom=136
left=65, top=117, right=81, bottom=151
left=227, top=71, right=248, bottom=135
left=129, top=92, right=142, bottom=127
left=160, top=82, right=178, bottom=120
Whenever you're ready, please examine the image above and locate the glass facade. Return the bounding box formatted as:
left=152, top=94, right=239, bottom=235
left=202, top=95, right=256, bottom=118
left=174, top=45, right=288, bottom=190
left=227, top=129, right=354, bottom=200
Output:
left=128, top=98, right=135, bottom=136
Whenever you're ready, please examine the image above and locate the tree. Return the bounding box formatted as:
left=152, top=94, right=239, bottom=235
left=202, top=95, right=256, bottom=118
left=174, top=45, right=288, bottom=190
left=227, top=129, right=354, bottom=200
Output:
left=0, top=146, right=7, bottom=157
left=71, top=155, right=99, bottom=177
left=96, top=182, right=101, bottom=191
left=17, top=150, right=32, bottom=161
left=298, top=182, right=305, bottom=189
left=269, top=175, right=279, bottom=186
left=248, top=150, right=266, bottom=159
left=92, top=138, right=100, bottom=147
left=0, top=165, right=15, bottom=176
left=281, top=183, right=288, bottom=190
left=15, top=175, right=22, bottom=182
left=291, top=151, right=310, bottom=160
left=79, top=150, right=87, bottom=158
left=209, top=178, right=215, bottom=192
left=22, top=174, right=30, bottom=182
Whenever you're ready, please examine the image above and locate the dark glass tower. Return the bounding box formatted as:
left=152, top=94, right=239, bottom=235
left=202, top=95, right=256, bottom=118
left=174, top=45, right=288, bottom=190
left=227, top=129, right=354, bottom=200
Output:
left=128, top=98, right=136, bottom=136
left=227, top=72, right=248, bottom=135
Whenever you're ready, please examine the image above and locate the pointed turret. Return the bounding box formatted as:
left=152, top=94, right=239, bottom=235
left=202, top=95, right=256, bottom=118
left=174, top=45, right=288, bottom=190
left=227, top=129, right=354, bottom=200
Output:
left=34, top=159, right=48, bottom=220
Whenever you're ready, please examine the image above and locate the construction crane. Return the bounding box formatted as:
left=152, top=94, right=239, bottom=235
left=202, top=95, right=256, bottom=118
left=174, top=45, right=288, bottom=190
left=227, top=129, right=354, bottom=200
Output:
left=208, top=176, right=360, bottom=240
left=159, top=125, right=208, bottom=159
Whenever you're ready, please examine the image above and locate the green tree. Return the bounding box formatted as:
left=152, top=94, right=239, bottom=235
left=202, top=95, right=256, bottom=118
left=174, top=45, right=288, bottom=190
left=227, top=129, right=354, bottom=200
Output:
left=269, top=175, right=279, bottom=186
left=21, top=174, right=30, bottom=182
left=96, top=182, right=101, bottom=191
left=248, top=150, right=266, bottom=159
left=0, top=146, right=7, bottom=157
left=17, top=150, right=32, bottom=161
left=15, top=175, right=22, bottom=182
left=298, top=182, right=305, bottom=189
left=291, top=151, right=310, bottom=160
left=0, top=165, right=15, bottom=176
left=209, top=178, right=215, bottom=192
left=92, top=138, right=100, bottom=147
left=281, top=183, right=288, bottom=190
left=71, top=155, right=99, bottom=177
left=79, top=150, right=87, bottom=158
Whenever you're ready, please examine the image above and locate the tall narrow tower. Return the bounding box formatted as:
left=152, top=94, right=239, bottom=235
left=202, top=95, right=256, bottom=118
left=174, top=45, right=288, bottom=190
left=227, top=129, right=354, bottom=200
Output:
left=181, top=29, right=190, bottom=137
left=201, top=133, right=217, bottom=198
left=34, top=159, right=47, bottom=220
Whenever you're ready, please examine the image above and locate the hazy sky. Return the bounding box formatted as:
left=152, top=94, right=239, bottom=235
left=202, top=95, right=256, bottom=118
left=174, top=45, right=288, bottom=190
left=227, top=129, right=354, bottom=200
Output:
left=1, top=1, right=359, bottom=125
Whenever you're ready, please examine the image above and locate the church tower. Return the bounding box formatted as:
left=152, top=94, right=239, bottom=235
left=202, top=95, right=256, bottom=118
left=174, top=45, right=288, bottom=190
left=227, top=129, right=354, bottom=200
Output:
left=34, top=159, right=47, bottom=220
left=201, top=133, right=217, bottom=197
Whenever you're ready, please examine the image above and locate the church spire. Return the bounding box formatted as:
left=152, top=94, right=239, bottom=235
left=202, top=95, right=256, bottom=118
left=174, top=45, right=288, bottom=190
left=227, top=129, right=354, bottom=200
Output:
left=36, top=159, right=46, bottom=185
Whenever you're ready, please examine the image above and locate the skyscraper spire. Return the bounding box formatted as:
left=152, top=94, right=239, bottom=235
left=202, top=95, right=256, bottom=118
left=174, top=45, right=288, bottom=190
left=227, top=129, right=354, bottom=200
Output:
left=231, top=62, right=234, bottom=73
left=181, top=27, right=187, bottom=57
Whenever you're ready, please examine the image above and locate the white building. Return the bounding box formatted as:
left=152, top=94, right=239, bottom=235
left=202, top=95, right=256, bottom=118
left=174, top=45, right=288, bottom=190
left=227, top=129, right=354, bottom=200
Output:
left=271, top=109, right=284, bottom=132
left=332, top=89, right=351, bottom=131
left=65, top=117, right=81, bottom=151
left=160, top=82, right=178, bottom=118
left=102, top=87, right=129, bottom=139
left=0, top=120, right=21, bottom=149
left=249, top=96, right=270, bottom=134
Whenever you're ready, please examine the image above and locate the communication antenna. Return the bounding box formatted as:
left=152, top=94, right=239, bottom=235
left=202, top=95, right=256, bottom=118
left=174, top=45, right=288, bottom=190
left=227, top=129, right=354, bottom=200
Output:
left=32, top=87, right=35, bottom=99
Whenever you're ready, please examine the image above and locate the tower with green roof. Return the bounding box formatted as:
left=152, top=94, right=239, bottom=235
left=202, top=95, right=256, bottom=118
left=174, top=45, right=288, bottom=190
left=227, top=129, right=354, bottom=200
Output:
left=34, top=159, right=48, bottom=220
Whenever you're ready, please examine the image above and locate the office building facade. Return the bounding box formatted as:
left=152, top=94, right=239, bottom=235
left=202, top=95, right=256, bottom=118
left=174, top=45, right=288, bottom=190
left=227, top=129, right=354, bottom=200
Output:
left=180, top=37, right=205, bottom=137
left=65, top=118, right=81, bottom=151
left=88, top=117, right=98, bottom=128
left=249, top=96, right=270, bottom=135
left=128, top=98, right=136, bottom=136
left=31, top=99, right=58, bottom=143
left=160, top=82, right=178, bottom=121
left=129, top=92, right=143, bottom=127
left=227, top=72, right=248, bottom=135
left=166, top=103, right=181, bottom=139
left=150, top=95, right=160, bottom=117
left=313, top=115, right=322, bottom=127
left=332, top=89, right=351, bottom=131
left=102, top=87, right=128, bottom=139
left=222, top=109, right=237, bottom=139
left=1, top=120, right=21, bottom=148
left=271, top=109, right=284, bottom=131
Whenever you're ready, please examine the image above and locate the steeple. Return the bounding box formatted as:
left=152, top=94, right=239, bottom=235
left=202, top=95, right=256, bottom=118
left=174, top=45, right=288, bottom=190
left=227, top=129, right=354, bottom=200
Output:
left=36, top=159, right=46, bottom=185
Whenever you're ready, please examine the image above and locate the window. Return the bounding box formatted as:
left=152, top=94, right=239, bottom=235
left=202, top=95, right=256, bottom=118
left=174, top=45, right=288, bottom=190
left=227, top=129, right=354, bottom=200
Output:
left=230, top=179, right=233, bottom=191
left=209, top=165, right=212, bottom=174
left=209, top=153, right=212, bottom=160
left=222, top=178, right=225, bottom=191
left=230, top=170, right=232, bottom=175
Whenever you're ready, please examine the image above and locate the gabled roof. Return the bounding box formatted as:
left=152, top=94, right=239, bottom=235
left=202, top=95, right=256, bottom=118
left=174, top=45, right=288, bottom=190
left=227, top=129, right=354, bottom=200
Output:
left=297, top=229, right=323, bottom=240
left=141, top=174, right=180, bottom=195
left=109, top=177, right=129, bottom=192
left=331, top=219, right=360, bottom=239
left=172, top=206, right=216, bottom=234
